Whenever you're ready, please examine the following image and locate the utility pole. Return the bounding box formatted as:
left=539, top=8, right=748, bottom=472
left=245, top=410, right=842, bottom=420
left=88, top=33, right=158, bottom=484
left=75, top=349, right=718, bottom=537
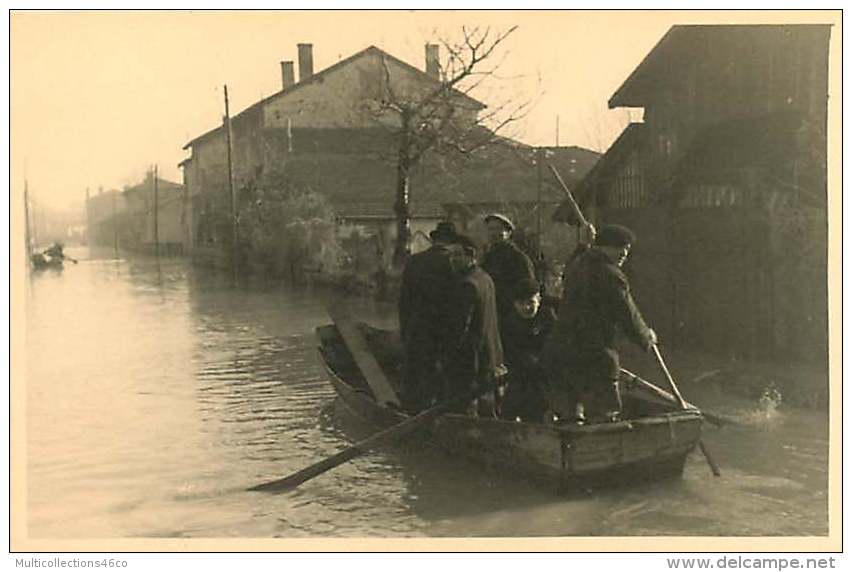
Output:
left=30, top=193, right=38, bottom=249
left=536, top=146, right=544, bottom=263
left=24, top=179, right=32, bottom=262
left=224, top=84, right=237, bottom=281
left=153, top=164, right=159, bottom=257
left=112, top=191, right=119, bottom=258
left=85, top=188, right=91, bottom=249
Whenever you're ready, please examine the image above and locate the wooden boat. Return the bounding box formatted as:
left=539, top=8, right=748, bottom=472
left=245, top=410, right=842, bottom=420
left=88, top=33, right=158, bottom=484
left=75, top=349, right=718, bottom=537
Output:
left=30, top=253, right=64, bottom=271
left=316, top=322, right=705, bottom=492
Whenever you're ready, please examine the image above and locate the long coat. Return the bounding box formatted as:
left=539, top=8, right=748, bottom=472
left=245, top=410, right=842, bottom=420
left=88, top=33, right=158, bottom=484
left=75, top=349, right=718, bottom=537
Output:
left=398, top=245, right=455, bottom=410
left=481, top=240, right=536, bottom=320
left=443, top=265, right=504, bottom=395
left=398, top=244, right=454, bottom=345
left=499, top=305, right=556, bottom=420
left=543, top=248, right=654, bottom=387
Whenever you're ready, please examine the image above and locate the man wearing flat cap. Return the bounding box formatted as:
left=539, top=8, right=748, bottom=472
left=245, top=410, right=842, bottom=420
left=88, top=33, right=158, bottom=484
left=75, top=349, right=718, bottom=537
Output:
left=398, top=221, right=459, bottom=412
left=542, top=223, right=657, bottom=424
left=481, top=213, right=536, bottom=327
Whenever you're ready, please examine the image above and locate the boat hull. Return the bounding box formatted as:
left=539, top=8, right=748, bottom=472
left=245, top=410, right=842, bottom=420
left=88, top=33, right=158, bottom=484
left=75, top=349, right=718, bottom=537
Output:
left=30, top=254, right=63, bottom=271
left=318, top=325, right=703, bottom=492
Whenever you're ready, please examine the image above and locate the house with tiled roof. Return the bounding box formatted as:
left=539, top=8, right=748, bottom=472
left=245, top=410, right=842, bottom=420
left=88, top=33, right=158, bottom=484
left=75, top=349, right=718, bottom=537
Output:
left=180, top=42, right=599, bottom=270
left=180, top=44, right=481, bottom=259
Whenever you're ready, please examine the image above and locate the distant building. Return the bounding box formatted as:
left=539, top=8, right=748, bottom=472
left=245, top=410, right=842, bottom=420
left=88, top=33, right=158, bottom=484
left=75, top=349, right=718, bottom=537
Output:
left=86, top=187, right=126, bottom=250
left=121, top=172, right=186, bottom=255
left=180, top=43, right=598, bottom=268
left=85, top=175, right=186, bottom=255
left=555, top=25, right=831, bottom=362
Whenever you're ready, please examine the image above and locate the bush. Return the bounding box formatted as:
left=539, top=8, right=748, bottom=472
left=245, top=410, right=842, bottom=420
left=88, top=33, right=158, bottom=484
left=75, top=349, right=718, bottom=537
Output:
left=237, top=171, right=345, bottom=281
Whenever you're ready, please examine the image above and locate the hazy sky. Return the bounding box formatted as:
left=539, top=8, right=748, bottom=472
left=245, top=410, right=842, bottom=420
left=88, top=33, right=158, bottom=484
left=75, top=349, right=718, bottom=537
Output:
left=10, top=10, right=839, bottom=211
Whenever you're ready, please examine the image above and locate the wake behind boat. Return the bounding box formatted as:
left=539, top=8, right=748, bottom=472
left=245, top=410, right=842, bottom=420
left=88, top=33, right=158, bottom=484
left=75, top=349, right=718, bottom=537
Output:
left=315, top=321, right=704, bottom=493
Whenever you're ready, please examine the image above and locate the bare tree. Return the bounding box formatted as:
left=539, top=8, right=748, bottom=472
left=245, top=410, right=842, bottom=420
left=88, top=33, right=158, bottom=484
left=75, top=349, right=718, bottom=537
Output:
left=369, top=26, right=531, bottom=267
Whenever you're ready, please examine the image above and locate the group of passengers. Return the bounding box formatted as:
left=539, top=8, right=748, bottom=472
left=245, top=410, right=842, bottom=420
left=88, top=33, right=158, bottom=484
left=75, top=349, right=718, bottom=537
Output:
left=397, top=214, right=657, bottom=425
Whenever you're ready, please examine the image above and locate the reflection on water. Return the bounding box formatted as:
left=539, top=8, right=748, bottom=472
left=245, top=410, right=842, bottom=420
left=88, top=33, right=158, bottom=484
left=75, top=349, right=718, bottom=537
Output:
left=25, top=248, right=828, bottom=538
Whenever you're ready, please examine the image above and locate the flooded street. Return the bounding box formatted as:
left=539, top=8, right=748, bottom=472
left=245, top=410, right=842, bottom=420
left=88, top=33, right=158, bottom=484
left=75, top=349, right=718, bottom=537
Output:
left=25, top=248, right=829, bottom=538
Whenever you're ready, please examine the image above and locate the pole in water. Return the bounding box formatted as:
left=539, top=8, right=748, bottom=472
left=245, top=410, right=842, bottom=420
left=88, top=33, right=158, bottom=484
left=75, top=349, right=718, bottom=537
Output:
left=652, top=345, right=721, bottom=477
left=24, top=179, right=33, bottom=262
left=536, top=146, right=544, bottom=277
left=153, top=164, right=160, bottom=257
left=112, top=191, right=119, bottom=258
left=223, top=84, right=238, bottom=283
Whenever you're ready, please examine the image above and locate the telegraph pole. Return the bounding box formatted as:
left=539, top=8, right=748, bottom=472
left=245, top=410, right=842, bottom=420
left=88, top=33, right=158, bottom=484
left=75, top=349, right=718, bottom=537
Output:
left=85, top=188, right=91, bottom=249
left=536, top=146, right=544, bottom=262
left=224, top=84, right=237, bottom=281
left=24, top=179, right=32, bottom=262
left=112, top=191, right=119, bottom=258
left=153, top=164, right=160, bottom=257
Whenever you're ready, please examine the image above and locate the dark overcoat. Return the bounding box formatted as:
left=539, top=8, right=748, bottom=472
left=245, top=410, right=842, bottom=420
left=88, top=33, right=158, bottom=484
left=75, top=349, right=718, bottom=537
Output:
left=398, top=245, right=455, bottom=410
left=499, top=305, right=556, bottom=420
left=443, top=266, right=504, bottom=395
left=543, top=248, right=654, bottom=386
left=398, top=244, right=454, bottom=346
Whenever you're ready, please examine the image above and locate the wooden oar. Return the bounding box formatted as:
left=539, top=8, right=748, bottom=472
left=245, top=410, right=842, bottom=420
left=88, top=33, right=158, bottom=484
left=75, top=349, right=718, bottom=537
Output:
left=248, top=387, right=487, bottom=493
left=652, top=345, right=721, bottom=477
left=620, top=368, right=738, bottom=428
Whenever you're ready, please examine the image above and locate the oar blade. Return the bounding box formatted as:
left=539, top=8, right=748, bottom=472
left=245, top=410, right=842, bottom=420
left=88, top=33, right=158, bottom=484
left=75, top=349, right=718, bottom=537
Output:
left=249, top=444, right=366, bottom=493
left=698, top=440, right=722, bottom=477
left=247, top=389, right=476, bottom=493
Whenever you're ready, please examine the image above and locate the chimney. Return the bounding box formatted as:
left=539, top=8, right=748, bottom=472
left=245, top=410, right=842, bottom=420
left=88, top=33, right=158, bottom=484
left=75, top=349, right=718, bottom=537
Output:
left=425, top=44, right=440, bottom=79
left=298, top=43, right=314, bottom=82
left=280, top=61, right=295, bottom=89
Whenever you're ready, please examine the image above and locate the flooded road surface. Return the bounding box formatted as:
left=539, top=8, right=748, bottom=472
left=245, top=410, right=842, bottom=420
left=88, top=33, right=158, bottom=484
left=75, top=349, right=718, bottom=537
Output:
left=25, top=249, right=829, bottom=538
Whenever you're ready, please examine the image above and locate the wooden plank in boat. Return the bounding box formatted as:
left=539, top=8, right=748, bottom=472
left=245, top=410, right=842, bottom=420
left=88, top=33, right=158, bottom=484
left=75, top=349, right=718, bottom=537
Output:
left=326, top=306, right=401, bottom=407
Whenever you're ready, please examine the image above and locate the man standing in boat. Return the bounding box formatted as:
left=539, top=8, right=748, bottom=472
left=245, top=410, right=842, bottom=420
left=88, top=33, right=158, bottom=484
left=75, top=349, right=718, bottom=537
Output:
left=443, top=235, right=506, bottom=417
left=499, top=277, right=556, bottom=422
left=398, top=221, right=459, bottom=412
left=44, top=241, right=66, bottom=261
left=481, top=214, right=536, bottom=326
left=543, top=224, right=657, bottom=424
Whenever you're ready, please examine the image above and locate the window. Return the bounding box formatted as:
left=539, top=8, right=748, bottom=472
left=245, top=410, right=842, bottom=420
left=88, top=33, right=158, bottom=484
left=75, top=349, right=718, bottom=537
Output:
left=608, top=152, right=646, bottom=208
left=681, top=184, right=743, bottom=208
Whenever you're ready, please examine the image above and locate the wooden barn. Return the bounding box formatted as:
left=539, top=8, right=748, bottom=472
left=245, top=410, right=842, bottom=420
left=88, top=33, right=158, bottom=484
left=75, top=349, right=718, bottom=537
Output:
left=555, top=25, right=831, bottom=364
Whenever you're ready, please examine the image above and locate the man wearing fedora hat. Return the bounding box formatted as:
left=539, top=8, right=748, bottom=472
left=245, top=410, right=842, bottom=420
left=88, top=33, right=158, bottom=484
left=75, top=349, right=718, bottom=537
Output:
left=481, top=213, right=536, bottom=327
left=397, top=221, right=459, bottom=412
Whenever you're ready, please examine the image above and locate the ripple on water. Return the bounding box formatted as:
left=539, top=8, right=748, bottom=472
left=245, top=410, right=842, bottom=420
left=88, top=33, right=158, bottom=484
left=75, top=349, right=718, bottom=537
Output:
left=25, top=253, right=830, bottom=538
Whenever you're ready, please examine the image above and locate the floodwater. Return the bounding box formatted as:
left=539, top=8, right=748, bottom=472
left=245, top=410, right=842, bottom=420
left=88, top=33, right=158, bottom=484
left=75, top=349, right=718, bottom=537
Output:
left=24, top=248, right=829, bottom=538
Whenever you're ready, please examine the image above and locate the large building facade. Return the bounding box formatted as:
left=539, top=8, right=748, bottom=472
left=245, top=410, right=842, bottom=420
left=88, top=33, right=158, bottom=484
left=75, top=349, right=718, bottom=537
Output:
left=180, top=43, right=598, bottom=271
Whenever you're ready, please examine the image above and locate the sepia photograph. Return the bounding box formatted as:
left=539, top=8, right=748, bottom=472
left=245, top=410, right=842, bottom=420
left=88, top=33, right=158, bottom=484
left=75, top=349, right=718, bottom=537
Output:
left=9, top=8, right=842, bottom=552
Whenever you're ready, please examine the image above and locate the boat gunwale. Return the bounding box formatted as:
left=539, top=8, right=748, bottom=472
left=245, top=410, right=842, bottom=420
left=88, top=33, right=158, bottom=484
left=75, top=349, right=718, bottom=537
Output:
left=318, top=335, right=704, bottom=438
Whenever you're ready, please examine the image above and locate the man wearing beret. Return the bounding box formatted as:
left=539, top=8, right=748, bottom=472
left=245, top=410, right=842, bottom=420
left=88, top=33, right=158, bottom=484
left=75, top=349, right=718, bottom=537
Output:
left=542, top=224, right=657, bottom=424
left=481, top=213, right=536, bottom=327
left=398, top=221, right=459, bottom=412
